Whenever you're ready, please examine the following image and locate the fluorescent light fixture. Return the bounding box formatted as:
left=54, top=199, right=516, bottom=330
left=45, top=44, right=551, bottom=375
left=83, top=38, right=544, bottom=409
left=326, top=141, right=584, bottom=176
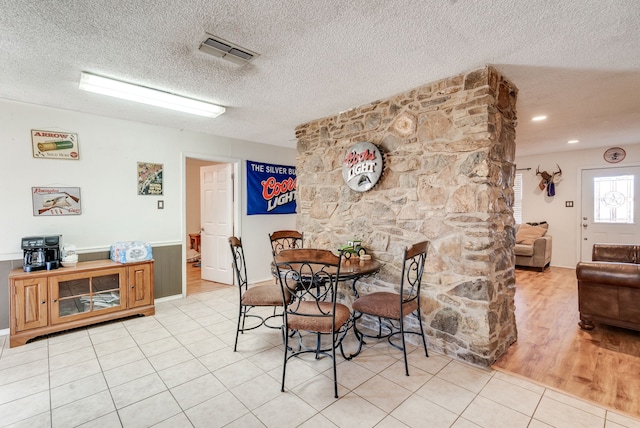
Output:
left=79, top=72, right=225, bottom=118
left=568, top=139, right=579, bottom=144
left=532, top=115, right=547, bottom=121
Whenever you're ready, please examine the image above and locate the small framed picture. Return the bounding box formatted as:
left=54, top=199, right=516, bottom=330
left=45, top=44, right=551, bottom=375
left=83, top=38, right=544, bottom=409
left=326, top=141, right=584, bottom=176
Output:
left=32, top=187, right=81, bottom=216
left=137, top=162, right=163, bottom=195
left=31, top=130, right=79, bottom=160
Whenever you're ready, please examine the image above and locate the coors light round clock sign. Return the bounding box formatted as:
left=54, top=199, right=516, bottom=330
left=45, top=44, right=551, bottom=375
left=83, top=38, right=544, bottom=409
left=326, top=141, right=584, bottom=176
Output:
left=342, top=141, right=384, bottom=192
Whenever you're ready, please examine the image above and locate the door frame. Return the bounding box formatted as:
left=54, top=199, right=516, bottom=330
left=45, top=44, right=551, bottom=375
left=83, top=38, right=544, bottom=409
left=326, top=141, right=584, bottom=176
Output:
left=181, top=152, right=241, bottom=297
left=576, top=161, right=640, bottom=263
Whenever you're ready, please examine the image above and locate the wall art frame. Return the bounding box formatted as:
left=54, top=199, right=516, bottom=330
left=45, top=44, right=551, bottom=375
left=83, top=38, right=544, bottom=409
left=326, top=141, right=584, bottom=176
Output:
left=32, top=187, right=82, bottom=216
left=137, top=162, right=164, bottom=195
left=31, top=129, right=80, bottom=160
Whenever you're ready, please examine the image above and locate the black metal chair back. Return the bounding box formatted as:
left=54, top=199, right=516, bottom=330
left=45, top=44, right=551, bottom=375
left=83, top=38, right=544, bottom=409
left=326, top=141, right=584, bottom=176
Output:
left=400, top=240, right=429, bottom=307
left=269, top=230, right=303, bottom=255
left=229, top=236, right=248, bottom=292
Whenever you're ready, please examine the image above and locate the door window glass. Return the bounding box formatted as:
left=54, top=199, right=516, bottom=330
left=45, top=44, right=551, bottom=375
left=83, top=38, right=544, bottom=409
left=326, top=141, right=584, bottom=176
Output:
left=594, top=175, right=634, bottom=223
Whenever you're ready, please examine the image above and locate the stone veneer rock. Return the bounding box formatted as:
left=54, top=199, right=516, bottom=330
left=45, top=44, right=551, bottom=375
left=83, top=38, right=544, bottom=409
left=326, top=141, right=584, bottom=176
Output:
left=294, top=66, right=518, bottom=367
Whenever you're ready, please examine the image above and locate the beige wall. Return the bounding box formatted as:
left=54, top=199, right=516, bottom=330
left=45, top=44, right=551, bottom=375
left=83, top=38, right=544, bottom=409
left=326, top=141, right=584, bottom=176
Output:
left=515, top=143, right=640, bottom=267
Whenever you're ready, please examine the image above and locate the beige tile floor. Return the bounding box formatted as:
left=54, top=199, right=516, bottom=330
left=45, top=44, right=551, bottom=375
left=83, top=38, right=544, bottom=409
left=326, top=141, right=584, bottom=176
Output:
left=2, top=286, right=640, bottom=428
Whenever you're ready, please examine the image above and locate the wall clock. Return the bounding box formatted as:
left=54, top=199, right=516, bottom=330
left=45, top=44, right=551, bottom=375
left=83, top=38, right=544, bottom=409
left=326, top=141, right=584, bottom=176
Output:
left=603, top=147, right=626, bottom=163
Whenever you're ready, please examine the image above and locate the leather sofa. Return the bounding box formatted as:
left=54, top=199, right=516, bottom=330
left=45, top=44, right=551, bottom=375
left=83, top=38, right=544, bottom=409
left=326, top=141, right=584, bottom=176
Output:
left=514, top=223, right=552, bottom=271
left=576, top=244, right=640, bottom=332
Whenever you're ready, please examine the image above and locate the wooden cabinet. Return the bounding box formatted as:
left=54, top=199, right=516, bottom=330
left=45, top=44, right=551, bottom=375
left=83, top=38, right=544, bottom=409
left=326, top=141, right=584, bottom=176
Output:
left=9, top=260, right=154, bottom=347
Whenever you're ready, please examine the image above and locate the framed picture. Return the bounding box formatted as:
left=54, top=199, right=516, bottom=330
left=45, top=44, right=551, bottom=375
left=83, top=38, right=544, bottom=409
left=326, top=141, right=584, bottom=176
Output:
left=137, top=162, right=163, bottom=195
left=32, top=187, right=81, bottom=216
left=31, top=129, right=79, bottom=160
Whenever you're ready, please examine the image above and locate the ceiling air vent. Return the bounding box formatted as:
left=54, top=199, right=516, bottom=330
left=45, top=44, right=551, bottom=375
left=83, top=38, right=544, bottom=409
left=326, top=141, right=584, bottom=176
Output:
left=198, top=34, right=259, bottom=65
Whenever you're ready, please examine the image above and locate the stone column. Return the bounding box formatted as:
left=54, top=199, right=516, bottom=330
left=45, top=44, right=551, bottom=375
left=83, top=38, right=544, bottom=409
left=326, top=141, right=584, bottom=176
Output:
left=295, top=66, right=518, bottom=366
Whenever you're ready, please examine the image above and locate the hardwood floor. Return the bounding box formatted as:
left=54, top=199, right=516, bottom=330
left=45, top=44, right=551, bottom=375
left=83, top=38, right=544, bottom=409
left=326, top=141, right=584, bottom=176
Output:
left=494, top=266, right=640, bottom=418
left=186, top=261, right=231, bottom=295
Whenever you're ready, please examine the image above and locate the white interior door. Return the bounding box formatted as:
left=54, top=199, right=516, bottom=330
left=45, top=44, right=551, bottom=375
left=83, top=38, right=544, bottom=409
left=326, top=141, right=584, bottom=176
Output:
left=200, top=163, right=234, bottom=283
left=580, top=166, right=640, bottom=261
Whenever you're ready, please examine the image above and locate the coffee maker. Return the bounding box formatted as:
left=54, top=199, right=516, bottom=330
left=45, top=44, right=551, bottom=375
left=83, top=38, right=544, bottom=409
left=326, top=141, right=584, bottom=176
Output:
left=22, top=235, right=62, bottom=272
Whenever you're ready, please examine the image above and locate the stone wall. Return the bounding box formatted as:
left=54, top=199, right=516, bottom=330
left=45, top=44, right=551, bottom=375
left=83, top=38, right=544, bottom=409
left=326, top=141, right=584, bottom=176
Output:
left=294, top=66, right=518, bottom=367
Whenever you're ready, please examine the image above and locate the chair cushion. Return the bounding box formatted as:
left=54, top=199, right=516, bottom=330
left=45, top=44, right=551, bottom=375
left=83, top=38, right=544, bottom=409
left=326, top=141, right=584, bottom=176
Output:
left=514, top=243, right=535, bottom=257
left=352, top=292, right=418, bottom=320
left=515, top=223, right=547, bottom=245
left=242, top=283, right=287, bottom=306
left=287, top=301, right=351, bottom=333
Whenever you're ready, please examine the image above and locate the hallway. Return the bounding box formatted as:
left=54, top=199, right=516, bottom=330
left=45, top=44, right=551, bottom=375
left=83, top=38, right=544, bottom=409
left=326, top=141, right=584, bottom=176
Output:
left=186, top=262, right=230, bottom=296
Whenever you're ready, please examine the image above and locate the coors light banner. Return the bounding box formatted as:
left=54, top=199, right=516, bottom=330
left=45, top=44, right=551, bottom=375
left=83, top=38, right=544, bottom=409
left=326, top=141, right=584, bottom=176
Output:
left=247, top=160, right=297, bottom=215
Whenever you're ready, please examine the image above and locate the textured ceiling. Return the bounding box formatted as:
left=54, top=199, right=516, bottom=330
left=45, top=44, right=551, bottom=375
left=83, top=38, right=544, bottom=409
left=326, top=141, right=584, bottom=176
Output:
left=1, top=1, right=639, bottom=156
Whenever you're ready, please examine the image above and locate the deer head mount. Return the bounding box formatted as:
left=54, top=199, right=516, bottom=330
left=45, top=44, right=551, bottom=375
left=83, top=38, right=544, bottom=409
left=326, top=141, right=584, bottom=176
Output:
left=536, top=164, right=562, bottom=196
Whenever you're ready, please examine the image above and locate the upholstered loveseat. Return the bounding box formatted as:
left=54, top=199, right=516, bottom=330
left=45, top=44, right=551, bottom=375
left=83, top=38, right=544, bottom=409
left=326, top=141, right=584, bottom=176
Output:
left=576, top=244, right=640, bottom=332
left=514, top=222, right=552, bottom=271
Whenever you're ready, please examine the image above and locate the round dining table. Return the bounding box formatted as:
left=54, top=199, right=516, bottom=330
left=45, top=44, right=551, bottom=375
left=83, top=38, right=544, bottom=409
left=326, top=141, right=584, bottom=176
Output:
left=338, top=258, right=381, bottom=280
left=337, top=258, right=382, bottom=298
left=272, top=254, right=382, bottom=300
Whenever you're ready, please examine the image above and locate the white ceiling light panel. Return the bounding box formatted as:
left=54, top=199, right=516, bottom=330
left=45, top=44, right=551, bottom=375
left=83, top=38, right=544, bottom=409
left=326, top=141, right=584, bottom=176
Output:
left=79, top=72, right=226, bottom=118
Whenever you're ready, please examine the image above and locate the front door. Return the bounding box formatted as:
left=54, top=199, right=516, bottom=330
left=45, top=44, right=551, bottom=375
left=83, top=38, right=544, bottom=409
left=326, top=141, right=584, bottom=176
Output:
left=200, top=163, right=234, bottom=283
left=580, top=166, right=640, bottom=261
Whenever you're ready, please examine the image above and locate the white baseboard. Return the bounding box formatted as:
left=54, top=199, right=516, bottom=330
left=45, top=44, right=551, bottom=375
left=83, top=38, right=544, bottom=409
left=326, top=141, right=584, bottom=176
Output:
left=154, top=294, right=184, bottom=303
left=0, top=328, right=9, bottom=337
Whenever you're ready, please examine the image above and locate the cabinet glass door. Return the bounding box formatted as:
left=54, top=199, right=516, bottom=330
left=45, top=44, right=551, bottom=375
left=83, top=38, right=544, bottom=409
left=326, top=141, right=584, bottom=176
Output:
left=90, top=273, right=121, bottom=311
left=51, top=268, right=126, bottom=324
left=58, top=278, right=91, bottom=317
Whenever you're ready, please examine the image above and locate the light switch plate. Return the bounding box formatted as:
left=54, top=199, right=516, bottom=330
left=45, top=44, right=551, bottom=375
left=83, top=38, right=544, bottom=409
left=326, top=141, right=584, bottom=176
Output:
left=158, top=200, right=164, bottom=209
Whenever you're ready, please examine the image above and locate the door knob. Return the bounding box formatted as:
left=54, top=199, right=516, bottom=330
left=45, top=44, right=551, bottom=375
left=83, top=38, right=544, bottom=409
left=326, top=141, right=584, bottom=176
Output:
left=582, top=223, right=588, bottom=228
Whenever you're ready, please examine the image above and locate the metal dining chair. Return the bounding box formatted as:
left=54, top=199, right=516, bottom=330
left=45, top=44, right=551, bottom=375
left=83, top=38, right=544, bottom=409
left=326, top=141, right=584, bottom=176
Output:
left=351, top=241, right=430, bottom=375
left=273, top=248, right=350, bottom=398
left=228, top=236, right=289, bottom=352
